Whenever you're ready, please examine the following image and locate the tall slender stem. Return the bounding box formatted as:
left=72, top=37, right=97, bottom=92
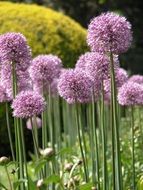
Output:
left=78, top=105, right=89, bottom=181
left=5, top=102, right=15, bottom=161
left=101, top=84, right=107, bottom=190
left=131, top=106, right=135, bottom=189
left=91, top=96, right=100, bottom=189
left=110, top=52, right=122, bottom=190
left=75, top=104, right=88, bottom=182
left=30, top=118, right=39, bottom=159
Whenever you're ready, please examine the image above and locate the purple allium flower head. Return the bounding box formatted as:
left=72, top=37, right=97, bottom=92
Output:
left=12, top=91, right=46, bottom=118
left=87, top=12, right=132, bottom=54
left=0, top=32, right=31, bottom=70
left=118, top=81, right=143, bottom=106
left=0, top=83, right=10, bottom=102
left=104, top=68, right=128, bottom=92
left=104, top=68, right=128, bottom=103
left=26, top=117, right=42, bottom=130
left=1, top=64, right=31, bottom=98
left=29, top=55, right=62, bottom=84
left=33, top=78, right=59, bottom=97
left=29, top=55, right=62, bottom=94
left=128, top=75, right=143, bottom=85
left=76, top=52, right=119, bottom=81
left=0, top=32, right=32, bottom=98
left=58, top=69, right=93, bottom=104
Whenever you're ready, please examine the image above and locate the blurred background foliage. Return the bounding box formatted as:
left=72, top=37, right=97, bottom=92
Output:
left=0, top=0, right=142, bottom=73
left=0, top=1, right=87, bottom=68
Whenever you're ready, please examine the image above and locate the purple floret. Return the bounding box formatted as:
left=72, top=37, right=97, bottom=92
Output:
left=87, top=12, right=132, bottom=54
left=118, top=81, right=143, bottom=106
left=58, top=69, right=93, bottom=104
left=12, top=91, right=46, bottom=118
left=29, top=55, right=62, bottom=95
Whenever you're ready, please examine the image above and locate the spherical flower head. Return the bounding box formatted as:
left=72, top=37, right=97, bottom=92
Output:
left=0, top=32, right=31, bottom=70
left=12, top=91, right=46, bottom=118
left=1, top=64, right=32, bottom=99
left=76, top=52, right=119, bottom=81
left=29, top=55, right=62, bottom=86
left=26, top=117, right=42, bottom=130
left=33, top=78, right=59, bottom=97
left=104, top=67, right=128, bottom=93
left=128, top=75, right=143, bottom=85
left=87, top=12, right=132, bottom=54
left=118, top=81, right=143, bottom=106
left=58, top=69, right=93, bottom=104
left=0, top=83, right=10, bottom=102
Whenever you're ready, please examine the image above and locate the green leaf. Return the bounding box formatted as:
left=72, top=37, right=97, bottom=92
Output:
left=7, top=161, right=17, bottom=167
left=35, top=159, right=47, bottom=174
left=57, top=147, right=73, bottom=156
left=0, top=183, right=8, bottom=190
left=44, top=175, right=61, bottom=184
left=28, top=176, right=36, bottom=190
left=13, top=179, right=27, bottom=190
left=79, top=183, right=93, bottom=190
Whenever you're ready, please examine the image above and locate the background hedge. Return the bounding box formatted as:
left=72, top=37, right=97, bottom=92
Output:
left=0, top=1, right=87, bottom=68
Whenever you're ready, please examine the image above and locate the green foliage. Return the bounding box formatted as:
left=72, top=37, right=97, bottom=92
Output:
left=0, top=1, right=87, bottom=68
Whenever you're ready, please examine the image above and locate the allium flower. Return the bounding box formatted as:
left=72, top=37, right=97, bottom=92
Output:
left=29, top=55, right=62, bottom=94
left=12, top=91, right=46, bottom=118
left=104, top=68, right=128, bottom=92
left=104, top=68, right=128, bottom=103
left=58, top=69, right=93, bottom=104
left=118, top=81, right=143, bottom=105
left=0, top=32, right=32, bottom=98
left=1, top=64, right=31, bottom=98
left=128, top=75, right=143, bottom=85
left=0, top=83, right=10, bottom=102
left=76, top=52, right=119, bottom=81
left=0, top=32, right=31, bottom=70
left=26, top=117, right=42, bottom=130
left=87, top=12, right=132, bottom=54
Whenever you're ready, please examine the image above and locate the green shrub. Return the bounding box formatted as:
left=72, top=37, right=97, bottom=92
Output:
left=0, top=1, right=87, bottom=67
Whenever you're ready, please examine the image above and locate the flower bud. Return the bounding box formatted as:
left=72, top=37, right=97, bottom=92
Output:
left=40, top=147, right=54, bottom=157
left=77, top=159, right=83, bottom=166
left=64, top=163, right=73, bottom=172
left=37, top=179, right=44, bottom=188
left=91, top=187, right=97, bottom=190
left=0, top=156, right=10, bottom=165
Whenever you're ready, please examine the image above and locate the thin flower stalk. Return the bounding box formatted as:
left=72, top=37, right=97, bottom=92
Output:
left=131, top=106, right=135, bottom=189
left=5, top=102, right=15, bottom=161
left=91, top=95, right=100, bottom=189
left=100, top=83, right=108, bottom=190
left=75, top=104, right=88, bottom=183
left=110, top=52, right=122, bottom=190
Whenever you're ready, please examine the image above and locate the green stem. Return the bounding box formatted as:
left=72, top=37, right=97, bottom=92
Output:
left=90, top=96, right=100, bottom=189
left=101, top=84, right=107, bottom=190
left=110, top=52, right=122, bottom=190
left=88, top=104, right=96, bottom=185
left=75, top=104, right=88, bottom=183
left=30, top=118, right=39, bottom=159
left=19, top=119, right=29, bottom=189
left=5, top=165, right=13, bottom=190
left=110, top=103, right=116, bottom=190
left=78, top=105, right=89, bottom=181
left=131, top=106, right=135, bottom=189
left=5, top=102, right=15, bottom=161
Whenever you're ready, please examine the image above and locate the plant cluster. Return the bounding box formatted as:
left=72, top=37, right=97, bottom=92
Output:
left=1, top=11, right=143, bottom=190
